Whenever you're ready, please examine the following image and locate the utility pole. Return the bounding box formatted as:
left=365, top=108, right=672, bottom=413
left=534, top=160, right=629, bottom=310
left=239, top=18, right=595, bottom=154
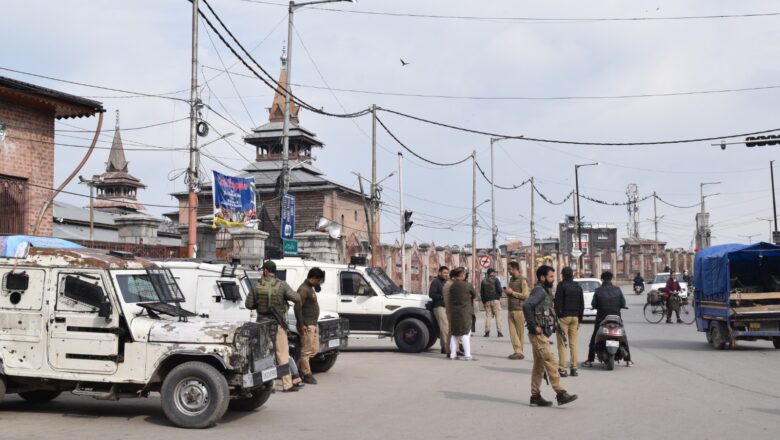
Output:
left=186, top=0, right=201, bottom=259
left=758, top=217, right=773, bottom=242
left=490, top=138, right=497, bottom=269
left=651, top=192, right=664, bottom=274
left=370, top=104, right=378, bottom=264
left=398, top=153, right=405, bottom=290
left=355, top=173, right=372, bottom=255
left=771, top=160, right=778, bottom=242
left=472, top=150, right=477, bottom=289
left=78, top=175, right=102, bottom=242
left=530, top=177, right=536, bottom=280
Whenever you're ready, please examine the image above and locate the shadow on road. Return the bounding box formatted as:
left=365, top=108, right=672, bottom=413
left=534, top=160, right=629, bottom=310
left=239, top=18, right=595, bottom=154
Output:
left=749, top=407, right=780, bottom=416
left=633, top=338, right=775, bottom=352
left=481, top=366, right=532, bottom=375
left=439, top=390, right=524, bottom=406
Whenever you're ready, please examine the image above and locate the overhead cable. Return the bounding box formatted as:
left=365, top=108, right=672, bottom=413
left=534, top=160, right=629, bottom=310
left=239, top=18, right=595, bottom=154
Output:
left=654, top=195, right=701, bottom=209
left=374, top=115, right=471, bottom=166
left=474, top=161, right=531, bottom=190
left=534, top=185, right=574, bottom=206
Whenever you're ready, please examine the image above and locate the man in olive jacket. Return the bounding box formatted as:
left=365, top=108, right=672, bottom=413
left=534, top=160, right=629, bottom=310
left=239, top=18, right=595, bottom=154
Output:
left=445, top=267, right=477, bottom=360
left=246, top=261, right=301, bottom=392
left=295, top=267, right=325, bottom=384
left=429, top=266, right=450, bottom=355
left=523, top=265, right=578, bottom=407
left=503, top=261, right=529, bottom=360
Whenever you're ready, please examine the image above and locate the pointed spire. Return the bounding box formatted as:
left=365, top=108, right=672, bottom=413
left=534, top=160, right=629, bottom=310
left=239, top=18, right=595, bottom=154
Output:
left=268, top=44, right=300, bottom=124
left=107, top=109, right=128, bottom=172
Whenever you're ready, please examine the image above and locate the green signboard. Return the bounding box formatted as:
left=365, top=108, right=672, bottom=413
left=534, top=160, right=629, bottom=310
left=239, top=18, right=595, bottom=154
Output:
left=283, top=239, right=298, bottom=256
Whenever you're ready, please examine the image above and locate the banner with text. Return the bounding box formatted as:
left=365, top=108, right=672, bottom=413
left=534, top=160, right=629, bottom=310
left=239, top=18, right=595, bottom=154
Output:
left=212, top=171, right=257, bottom=228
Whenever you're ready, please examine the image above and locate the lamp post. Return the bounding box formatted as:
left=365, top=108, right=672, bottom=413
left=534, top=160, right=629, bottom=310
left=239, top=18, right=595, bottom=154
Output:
left=78, top=175, right=103, bottom=242
left=700, top=181, right=721, bottom=213
left=281, top=0, right=356, bottom=196
left=575, top=162, right=598, bottom=275
left=739, top=234, right=760, bottom=244
left=758, top=217, right=773, bottom=242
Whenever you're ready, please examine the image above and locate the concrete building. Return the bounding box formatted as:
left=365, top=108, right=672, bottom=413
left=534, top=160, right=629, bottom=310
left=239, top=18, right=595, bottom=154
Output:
left=0, top=75, right=103, bottom=236
left=559, top=214, right=618, bottom=275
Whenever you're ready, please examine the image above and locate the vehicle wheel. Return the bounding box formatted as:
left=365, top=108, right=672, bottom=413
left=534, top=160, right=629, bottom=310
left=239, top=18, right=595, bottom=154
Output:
left=228, top=385, right=272, bottom=411
left=643, top=303, right=665, bottom=324
left=605, top=354, right=615, bottom=371
left=310, top=351, right=339, bottom=373
left=161, top=361, right=230, bottom=429
left=18, top=390, right=61, bottom=403
left=679, top=303, right=696, bottom=325
left=425, top=333, right=438, bottom=350
left=710, top=321, right=727, bottom=350
left=0, top=376, right=6, bottom=402
left=394, top=318, right=430, bottom=353
left=773, top=338, right=780, bottom=349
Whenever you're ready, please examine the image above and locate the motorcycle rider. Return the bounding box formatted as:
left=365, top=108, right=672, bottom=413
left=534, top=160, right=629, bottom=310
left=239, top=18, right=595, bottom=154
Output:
left=682, top=270, right=692, bottom=285
left=633, top=272, right=644, bottom=293
left=582, top=271, right=633, bottom=368
left=664, top=270, right=683, bottom=324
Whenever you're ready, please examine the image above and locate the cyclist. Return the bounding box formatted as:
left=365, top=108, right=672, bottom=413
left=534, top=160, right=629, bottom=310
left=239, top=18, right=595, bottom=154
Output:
left=664, top=270, right=683, bottom=324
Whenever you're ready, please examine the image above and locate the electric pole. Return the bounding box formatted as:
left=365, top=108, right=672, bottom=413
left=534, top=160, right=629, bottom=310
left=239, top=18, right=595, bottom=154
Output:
left=398, top=153, right=405, bottom=290
left=186, top=0, right=201, bottom=258
left=490, top=138, right=497, bottom=269
left=370, top=104, right=378, bottom=264
left=530, top=177, right=536, bottom=281
left=472, top=150, right=477, bottom=290
left=651, top=192, right=664, bottom=274
left=771, top=160, right=778, bottom=242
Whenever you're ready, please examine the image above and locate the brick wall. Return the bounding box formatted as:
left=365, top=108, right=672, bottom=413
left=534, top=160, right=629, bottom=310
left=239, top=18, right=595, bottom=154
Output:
left=260, top=190, right=326, bottom=254
left=0, top=101, right=55, bottom=236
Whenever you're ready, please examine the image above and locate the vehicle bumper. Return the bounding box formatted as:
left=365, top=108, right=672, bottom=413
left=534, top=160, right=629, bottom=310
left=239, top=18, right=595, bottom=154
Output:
left=239, top=354, right=284, bottom=389
left=318, top=318, right=350, bottom=353
left=583, top=308, right=597, bottom=319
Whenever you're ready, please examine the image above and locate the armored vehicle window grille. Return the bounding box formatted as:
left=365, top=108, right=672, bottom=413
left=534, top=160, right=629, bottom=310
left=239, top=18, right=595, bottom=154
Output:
left=116, top=275, right=159, bottom=303
left=63, top=275, right=104, bottom=309
left=145, top=268, right=185, bottom=302
left=3, top=272, right=29, bottom=292
left=217, top=281, right=241, bottom=302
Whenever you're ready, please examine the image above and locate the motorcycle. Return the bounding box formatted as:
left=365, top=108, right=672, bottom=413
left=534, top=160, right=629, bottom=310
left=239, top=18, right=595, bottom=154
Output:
left=594, top=311, right=630, bottom=370
left=633, top=284, right=644, bottom=295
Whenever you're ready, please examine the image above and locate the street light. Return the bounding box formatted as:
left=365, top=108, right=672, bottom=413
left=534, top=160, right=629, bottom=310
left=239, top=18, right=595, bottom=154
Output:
left=575, top=162, right=599, bottom=274
left=200, top=132, right=234, bottom=149
left=281, top=0, right=357, bottom=196
left=700, top=181, right=721, bottom=213
left=758, top=217, right=773, bottom=242
left=78, top=174, right=104, bottom=242
left=739, top=234, right=760, bottom=244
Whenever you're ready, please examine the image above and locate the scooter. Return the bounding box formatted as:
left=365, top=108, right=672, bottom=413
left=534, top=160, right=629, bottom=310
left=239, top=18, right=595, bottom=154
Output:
left=594, top=312, right=630, bottom=371
left=633, top=284, right=644, bottom=295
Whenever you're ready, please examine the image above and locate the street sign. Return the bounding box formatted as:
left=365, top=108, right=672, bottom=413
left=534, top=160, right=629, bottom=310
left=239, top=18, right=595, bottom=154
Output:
left=571, top=249, right=583, bottom=259
left=283, top=239, right=298, bottom=256
left=773, top=231, right=780, bottom=245
left=478, top=255, right=492, bottom=269
left=281, top=194, right=295, bottom=240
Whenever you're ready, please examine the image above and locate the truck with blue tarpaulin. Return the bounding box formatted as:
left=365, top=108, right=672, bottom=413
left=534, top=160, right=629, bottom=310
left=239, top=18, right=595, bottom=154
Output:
left=694, top=242, right=780, bottom=349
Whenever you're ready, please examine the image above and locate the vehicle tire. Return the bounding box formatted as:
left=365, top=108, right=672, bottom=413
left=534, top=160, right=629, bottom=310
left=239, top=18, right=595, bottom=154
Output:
left=643, top=303, right=665, bottom=324
left=394, top=318, right=430, bottom=353
left=228, top=385, right=272, bottom=411
left=0, top=376, right=6, bottom=403
left=710, top=321, right=727, bottom=350
left=18, top=390, right=61, bottom=403
left=310, top=351, right=339, bottom=373
left=773, top=338, right=780, bottom=349
left=679, top=303, right=696, bottom=325
left=605, top=353, right=615, bottom=371
left=160, top=361, right=230, bottom=429
left=425, top=333, right=438, bottom=350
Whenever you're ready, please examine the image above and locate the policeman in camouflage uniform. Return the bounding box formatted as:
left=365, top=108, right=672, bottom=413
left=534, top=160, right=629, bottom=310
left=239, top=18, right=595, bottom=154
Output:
left=523, top=265, right=578, bottom=407
left=245, top=261, right=301, bottom=392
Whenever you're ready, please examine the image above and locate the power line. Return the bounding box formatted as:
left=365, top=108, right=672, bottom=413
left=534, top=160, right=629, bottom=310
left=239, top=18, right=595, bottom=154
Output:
left=533, top=184, right=573, bottom=206
left=238, top=1, right=780, bottom=23
left=378, top=107, right=780, bottom=146
left=374, top=115, right=472, bottom=166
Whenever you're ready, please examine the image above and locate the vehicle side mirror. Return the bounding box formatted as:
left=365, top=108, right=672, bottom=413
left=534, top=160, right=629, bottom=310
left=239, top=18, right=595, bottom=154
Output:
left=98, top=300, right=112, bottom=318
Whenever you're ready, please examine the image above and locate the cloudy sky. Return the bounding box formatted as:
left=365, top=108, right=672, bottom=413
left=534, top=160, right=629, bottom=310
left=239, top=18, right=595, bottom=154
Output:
left=4, top=0, right=780, bottom=249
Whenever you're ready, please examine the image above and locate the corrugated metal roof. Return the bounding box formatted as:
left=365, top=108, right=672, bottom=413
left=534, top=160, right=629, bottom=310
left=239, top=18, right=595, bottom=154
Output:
left=0, top=75, right=104, bottom=119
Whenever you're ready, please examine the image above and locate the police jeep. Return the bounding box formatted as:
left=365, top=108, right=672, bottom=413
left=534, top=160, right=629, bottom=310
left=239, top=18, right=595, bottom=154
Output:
left=0, top=238, right=281, bottom=429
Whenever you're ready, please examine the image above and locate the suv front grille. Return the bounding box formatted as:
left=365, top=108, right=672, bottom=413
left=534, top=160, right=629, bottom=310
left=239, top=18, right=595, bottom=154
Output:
left=233, top=319, right=278, bottom=372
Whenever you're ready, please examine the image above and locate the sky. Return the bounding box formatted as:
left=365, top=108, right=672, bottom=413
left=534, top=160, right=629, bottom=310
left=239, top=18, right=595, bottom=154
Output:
left=3, top=0, right=780, bottom=250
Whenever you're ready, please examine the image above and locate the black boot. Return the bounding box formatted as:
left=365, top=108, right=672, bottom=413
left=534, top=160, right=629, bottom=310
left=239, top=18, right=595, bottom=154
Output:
left=530, top=394, right=553, bottom=407
left=556, top=391, right=578, bottom=406
left=558, top=368, right=568, bottom=377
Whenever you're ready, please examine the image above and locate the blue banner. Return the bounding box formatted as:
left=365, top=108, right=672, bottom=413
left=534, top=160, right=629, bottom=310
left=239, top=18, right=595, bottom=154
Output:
left=212, top=171, right=257, bottom=228
left=281, top=194, right=295, bottom=239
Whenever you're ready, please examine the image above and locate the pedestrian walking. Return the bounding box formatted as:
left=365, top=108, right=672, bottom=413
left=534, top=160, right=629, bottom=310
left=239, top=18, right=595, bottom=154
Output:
left=480, top=268, right=504, bottom=337
left=504, top=261, right=529, bottom=359
left=245, top=260, right=301, bottom=392
left=523, top=265, right=578, bottom=407
left=583, top=271, right=634, bottom=368
left=445, top=267, right=477, bottom=360
left=554, top=267, right=584, bottom=377
left=429, top=266, right=451, bottom=355
left=294, top=267, right=325, bottom=385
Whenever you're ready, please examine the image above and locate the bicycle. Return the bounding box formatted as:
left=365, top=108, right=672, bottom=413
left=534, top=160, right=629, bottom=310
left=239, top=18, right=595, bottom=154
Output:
left=643, top=291, right=695, bottom=324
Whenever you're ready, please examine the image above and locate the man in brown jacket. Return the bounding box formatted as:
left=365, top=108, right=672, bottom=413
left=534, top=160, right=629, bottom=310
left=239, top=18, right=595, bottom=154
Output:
left=295, top=267, right=325, bottom=385
left=504, top=261, right=529, bottom=360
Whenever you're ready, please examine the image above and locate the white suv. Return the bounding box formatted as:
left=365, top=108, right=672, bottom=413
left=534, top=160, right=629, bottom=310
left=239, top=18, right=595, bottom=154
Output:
left=574, top=278, right=601, bottom=321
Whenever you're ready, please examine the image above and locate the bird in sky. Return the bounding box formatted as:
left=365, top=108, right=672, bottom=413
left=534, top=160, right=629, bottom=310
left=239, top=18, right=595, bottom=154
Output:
left=400, top=58, right=410, bottom=66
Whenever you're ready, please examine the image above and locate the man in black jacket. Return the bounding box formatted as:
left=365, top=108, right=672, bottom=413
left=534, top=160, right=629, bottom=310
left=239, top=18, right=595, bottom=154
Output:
left=480, top=268, right=504, bottom=338
left=554, top=267, right=584, bottom=377
left=429, top=266, right=450, bottom=355
left=583, top=271, right=633, bottom=367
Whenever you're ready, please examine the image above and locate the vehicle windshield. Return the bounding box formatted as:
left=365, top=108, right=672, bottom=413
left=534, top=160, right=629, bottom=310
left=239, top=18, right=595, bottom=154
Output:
left=576, top=280, right=601, bottom=293
left=116, top=268, right=185, bottom=304
left=653, top=274, right=670, bottom=284
left=365, top=267, right=401, bottom=294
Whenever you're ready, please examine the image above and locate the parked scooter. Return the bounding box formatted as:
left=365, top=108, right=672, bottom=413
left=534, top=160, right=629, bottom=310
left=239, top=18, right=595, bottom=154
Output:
left=633, top=284, right=644, bottom=295
left=594, top=311, right=630, bottom=370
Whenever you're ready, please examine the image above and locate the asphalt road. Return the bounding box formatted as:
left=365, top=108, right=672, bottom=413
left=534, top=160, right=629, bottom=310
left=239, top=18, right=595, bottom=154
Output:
left=2, top=286, right=779, bottom=440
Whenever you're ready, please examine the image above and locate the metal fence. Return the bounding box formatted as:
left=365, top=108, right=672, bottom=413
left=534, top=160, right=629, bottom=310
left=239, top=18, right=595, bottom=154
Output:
left=71, top=239, right=185, bottom=259
left=0, top=175, right=27, bottom=235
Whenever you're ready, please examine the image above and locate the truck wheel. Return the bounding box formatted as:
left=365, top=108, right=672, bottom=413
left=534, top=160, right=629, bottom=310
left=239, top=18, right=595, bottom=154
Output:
left=394, top=318, right=430, bottom=353
left=773, top=338, right=780, bottom=349
left=710, top=321, right=727, bottom=350
left=161, top=361, right=230, bottom=429
left=228, top=385, right=272, bottom=411
left=18, top=390, right=61, bottom=403
left=311, top=351, right=339, bottom=373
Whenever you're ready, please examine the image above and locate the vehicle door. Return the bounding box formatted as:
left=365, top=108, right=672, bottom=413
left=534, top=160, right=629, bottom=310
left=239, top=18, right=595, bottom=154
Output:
left=0, top=267, right=46, bottom=370
left=47, top=270, right=121, bottom=374
left=337, top=270, right=382, bottom=332
left=197, top=275, right=249, bottom=321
